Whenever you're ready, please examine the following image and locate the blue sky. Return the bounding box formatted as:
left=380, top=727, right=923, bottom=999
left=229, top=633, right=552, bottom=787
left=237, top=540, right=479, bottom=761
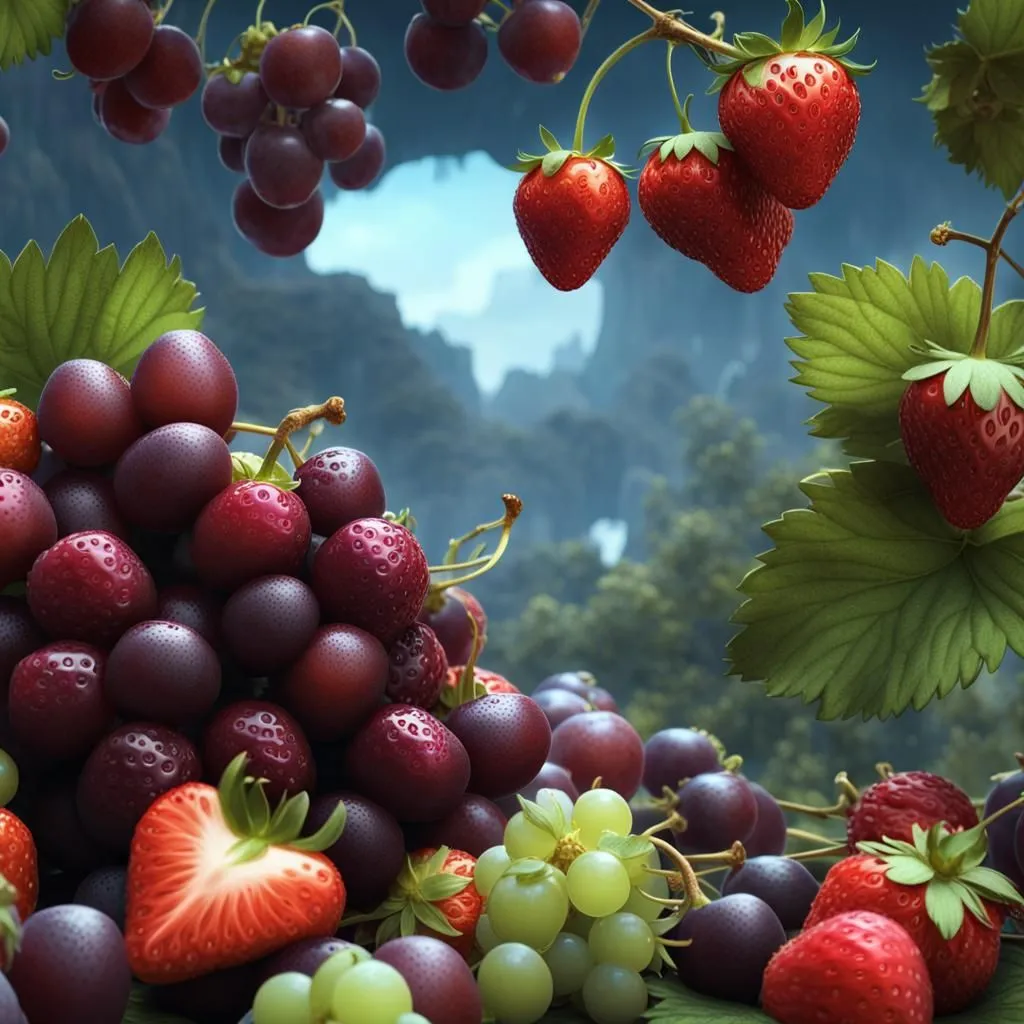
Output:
left=305, top=151, right=604, bottom=394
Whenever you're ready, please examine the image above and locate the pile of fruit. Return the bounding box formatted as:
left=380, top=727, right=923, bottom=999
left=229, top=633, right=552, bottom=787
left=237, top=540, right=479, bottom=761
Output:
left=2, top=330, right=1024, bottom=1024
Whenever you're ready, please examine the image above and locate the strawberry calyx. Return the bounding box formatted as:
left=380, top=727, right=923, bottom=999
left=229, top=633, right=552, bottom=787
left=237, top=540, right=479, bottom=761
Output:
left=216, top=753, right=346, bottom=865
left=230, top=452, right=301, bottom=490
left=0, top=389, right=16, bottom=399
left=902, top=340, right=1024, bottom=410
left=704, top=0, right=875, bottom=93
left=438, top=613, right=488, bottom=712
left=509, top=125, right=634, bottom=179
left=856, top=821, right=1024, bottom=940
left=342, top=845, right=473, bottom=945
left=0, top=875, right=21, bottom=966
left=640, top=94, right=733, bottom=167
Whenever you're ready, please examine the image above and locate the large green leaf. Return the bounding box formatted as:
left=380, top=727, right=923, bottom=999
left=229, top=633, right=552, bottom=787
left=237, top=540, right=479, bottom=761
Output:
left=0, top=216, right=204, bottom=409
left=726, top=460, right=1024, bottom=720
left=918, top=0, right=1024, bottom=199
left=0, top=0, right=69, bottom=69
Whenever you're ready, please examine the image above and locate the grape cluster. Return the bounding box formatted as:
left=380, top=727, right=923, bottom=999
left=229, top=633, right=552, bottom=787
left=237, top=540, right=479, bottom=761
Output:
left=0, top=116, right=9, bottom=158
left=404, top=0, right=584, bottom=92
left=66, top=0, right=203, bottom=145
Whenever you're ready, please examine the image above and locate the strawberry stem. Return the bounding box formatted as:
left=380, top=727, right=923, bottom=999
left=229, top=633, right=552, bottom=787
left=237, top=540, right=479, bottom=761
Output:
left=256, top=396, right=346, bottom=481
left=968, top=188, right=1024, bottom=358
left=230, top=421, right=305, bottom=468
left=930, top=223, right=1024, bottom=280
left=622, top=0, right=745, bottom=58
left=664, top=43, right=690, bottom=131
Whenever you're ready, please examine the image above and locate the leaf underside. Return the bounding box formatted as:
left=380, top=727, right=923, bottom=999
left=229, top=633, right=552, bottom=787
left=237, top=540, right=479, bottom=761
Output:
left=0, top=0, right=68, bottom=70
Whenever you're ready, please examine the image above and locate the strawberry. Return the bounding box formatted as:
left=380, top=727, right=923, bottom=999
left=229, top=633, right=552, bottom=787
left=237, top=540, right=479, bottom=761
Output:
left=446, top=665, right=519, bottom=696
left=125, top=752, right=347, bottom=984
left=345, top=845, right=482, bottom=959
left=0, top=808, right=37, bottom=925
left=846, top=768, right=978, bottom=849
left=762, top=910, right=933, bottom=1024
left=0, top=390, right=41, bottom=474
left=512, top=127, right=630, bottom=292
left=899, top=350, right=1024, bottom=530
left=637, top=106, right=793, bottom=293
left=804, top=822, right=1024, bottom=1013
left=710, top=0, right=873, bottom=210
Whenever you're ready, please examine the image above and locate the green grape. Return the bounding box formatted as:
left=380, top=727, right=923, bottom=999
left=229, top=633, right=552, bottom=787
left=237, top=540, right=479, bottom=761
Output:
left=252, top=972, right=312, bottom=1024
left=504, top=812, right=557, bottom=860
left=475, top=844, right=512, bottom=897
left=564, top=910, right=596, bottom=938
left=536, top=786, right=574, bottom=827
left=488, top=866, right=569, bottom=951
left=566, top=851, right=631, bottom=917
left=588, top=912, right=656, bottom=972
left=624, top=845, right=660, bottom=885
left=647, top=942, right=664, bottom=972
left=542, top=931, right=594, bottom=997
left=549, top=864, right=568, bottom=895
left=309, top=946, right=371, bottom=1019
left=0, top=749, right=18, bottom=807
left=623, top=871, right=670, bottom=922
left=572, top=789, right=632, bottom=849
left=581, top=964, right=649, bottom=1024
left=476, top=912, right=501, bottom=953
left=477, top=942, right=554, bottom=1024
left=396, top=1015, right=432, bottom=1024
left=330, top=960, right=413, bottom=1023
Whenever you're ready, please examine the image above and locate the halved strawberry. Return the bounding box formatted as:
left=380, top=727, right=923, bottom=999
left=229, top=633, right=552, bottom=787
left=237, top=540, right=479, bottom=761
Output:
left=125, top=752, right=347, bottom=984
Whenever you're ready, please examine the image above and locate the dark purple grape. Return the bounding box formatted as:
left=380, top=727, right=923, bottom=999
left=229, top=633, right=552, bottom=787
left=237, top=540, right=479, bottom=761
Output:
left=99, top=78, right=171, bottom=143
left=104, top=620, right=220, bottom=724
left=675, top=772, right=759, bottom=854
left=671, top=894, right=786, bottom=1004
left=0, top=116, right=8, bottom=157
left=328, top=124, right=385, bottom=190
left=0, top=597, right=45, bottom=694
left=303, top=792, right=405, bottom=911
left=334, top=46, right=381, bottom=108
left=722, top=856, right=819, bottom=931
left=201, top=72, right=269, bottom=137
left=293, top=446, right=386, bottom=536
left=404, top=14, right=488, bottom=91
left=37, top=359, right=142, bottom=468
left=984, top=770, right=1024, bottom=889
left=113, top=423, right=233, bottom=532
left=496, top=760, right=579, bottom=816
left=42, top=469, right=128, bottom=539
left=408, top=792, right=506, bottom=857
left=221, top=575, right=320, bottom=675
left=73, top=866, right=127, bottom=931
left=232, top=180, right=325, bottom=257
left=245, top=123, right=325, bottom=210
left=28, top=781, right=108, bottom=874
left=532, top=687, right=590, bottom=729
left=279, top=624, right=389, bottom=741
left=744, top=781, right=788, bottom=857
left=549, top=710, right=644, bottom=798
left=533, top=671, right=594, bottom=699
left=375, top=935, right=483, bottom=1024
left=65, top=0, right=154, bottom=81
left=445, top=693, right=551, bottom=798
left=586, top=685, right=619, bottom=713
left=155, top=585, right=222, bottom=648
left=422, top=0, right=488, bottom=25
left=497, top=0, right=581, bottom=83
left=301, top=98, right=366, bottom=162
left=260, top=937, right=364, bottom=981
left=418, top=587, right=487, bottom=665
left=153, top=961, right=260, bottom=1024
left=260, top=26, right=343, bottom=109
left=218, top=133, right=248, bottom=173
left=303, top=533, right=327, bottom=582
left=0, top=972, right=20, bottom=1020
left=203, top=699, right=315, bottom=803
left=30, top=443, right=66, bottom=488
left=387, top=622, right=448, bottom=708
left=642, top=728, right=722, bottom=795
left=123, top=25, right=202, bottom=108
left=8, top=904, right=131, bottom=1023
left=131, top=330, right=239, bottom=436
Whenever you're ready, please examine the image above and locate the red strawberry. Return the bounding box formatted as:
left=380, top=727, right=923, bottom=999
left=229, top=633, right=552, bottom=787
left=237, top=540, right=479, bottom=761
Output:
left=762, top=910, right=933, bottom=1024
left=346, top=845, right=481, bottom=959
left=847, top=769, right=978, bottom=849
left=0, top=390, right=40, bottom=474
left=638, top=121, right=793, bottom=293
left=805, top=822, right=1024, bottom=1013
left=446, top=665, right=519, bottom=696
left=125, top=752, right=347, bottom=984
left=712, top=3, right=872, bottom=209
left=899, top=355, right=1024, bottom=530
left=512, top=127, right=630, bottom=292
left=387, top=622, right=449, bottom=708
left=0, top=808, right=38, bottom=925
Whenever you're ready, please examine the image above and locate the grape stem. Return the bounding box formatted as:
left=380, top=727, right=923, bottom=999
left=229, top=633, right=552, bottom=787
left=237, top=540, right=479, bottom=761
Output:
left=774, top=771, right=860, bottom=819
left=426, top=495, right=523, bottom=593
left=580, top=0, right=601, bottom=37
left=154, top=0, right=176, bottom=26
left=256, top=396, right=346, bottom=480
left=229, top=421, right=305, bottom=468
left=649, top=835, right=710, bottom=909
left=976, top=792, right=1024, bottom=831
left=785, top=844, right=848, bottom=862
left=787, top=827, right=841, bottom=846
left=195, top=0, right=220, bottom=66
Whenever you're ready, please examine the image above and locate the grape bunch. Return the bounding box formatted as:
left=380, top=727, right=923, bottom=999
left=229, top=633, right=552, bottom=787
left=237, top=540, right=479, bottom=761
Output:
left=0, top=116, right=9, bottom=158
left=404, top=0, right=584, bottom=92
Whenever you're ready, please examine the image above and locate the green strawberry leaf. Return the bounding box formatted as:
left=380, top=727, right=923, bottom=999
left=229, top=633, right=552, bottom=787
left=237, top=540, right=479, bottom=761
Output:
left=727, top=459, right=1024, bottom=719
left=418, top=872, right=472, bottom=902
left=0, top=0, right=69, bottom=69
left=0, top=216, right=203, bottom=410
left=919, top=0, right=1024, bottom=199
left=787, top=256, right=1024, bottom=460
left=943, top=944, right=1024, bottom=1024
left=230, top=453, right=301, bottom=491
left=645, top=976, right=772, bottom=1021
left=883, top=856, right=936, bottom=886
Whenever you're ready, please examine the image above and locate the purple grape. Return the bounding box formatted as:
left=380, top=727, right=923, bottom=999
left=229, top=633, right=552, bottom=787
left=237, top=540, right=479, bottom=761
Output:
left=744, top=781, right=788, bottom=857
left=201, top=72, right=268, bottom=137
left=642, top=728, right=722, bottom=795
left=671, top=894, right=786, bottom=1004
left=218, top=133, right=247, bottom=173
left=260, top=937, right=364, bottom=981
left=1016, top=812, right=1024, bottom=876
left=303, top=792, right=405, bottom=910
left=407, top=793, right=507, bottom=857
left=586, top=685, right=619, bottom=713
left=533, top=671, right=594, bottom=699
left=334, top=46, right=381, bottom=108
left=73, top=866, right=127, bottom=931
left=259, top=26, right=343, bottom=109
left=984, top=770, right=1024, bottom=889
left=8, top=904, right=131, bottom=1023
left=301, top=98, right=366, bottom=162
left=153, top=961, right=260, bottom=1023
left=293, top=446, right=386, bottom=536
left=721, top=856, right=819, bottom=931
left=375, top=935, right=483, bottom=1024
left=28, top=781, right=108, bottom=874
left=0, top=972, right=20, bottom=1021
left=387, top=621, right=448, bottom=708
left=532, top=687, right=590, bottom=729
left=496, top=760, right=579, bottom=817
left=549, top=711, right=644, bottom=799
left=42, top=469, right=128, bottom=539
left=327, top=124, right=385, bottom=190
left=155, top=585, right=222, bottom=648
left=0, top=597, right=44, bottom=694
left=675, top=772, right=759, bottom=854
